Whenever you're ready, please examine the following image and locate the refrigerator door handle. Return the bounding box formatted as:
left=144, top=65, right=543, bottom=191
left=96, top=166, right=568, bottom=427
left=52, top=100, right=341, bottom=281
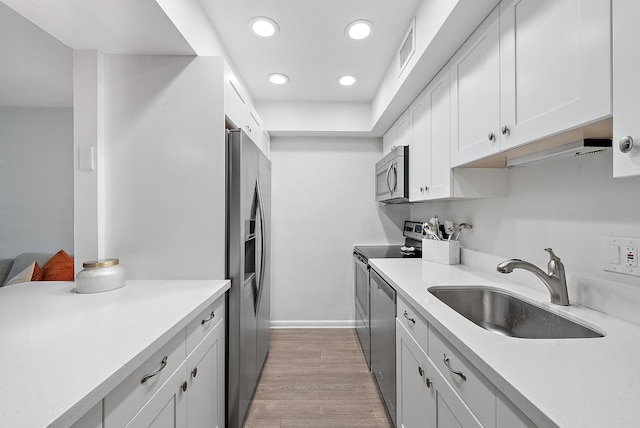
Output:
left=255, top=179, right=266, bottom=314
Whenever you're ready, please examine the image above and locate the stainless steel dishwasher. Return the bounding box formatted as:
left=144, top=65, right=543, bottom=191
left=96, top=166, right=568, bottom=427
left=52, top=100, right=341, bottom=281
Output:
left=370, top=267, right=397, bottom=427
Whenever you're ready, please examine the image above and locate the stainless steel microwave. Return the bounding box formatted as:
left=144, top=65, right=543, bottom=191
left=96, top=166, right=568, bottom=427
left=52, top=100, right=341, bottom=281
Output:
left=375, top=146, right=409, bottom=204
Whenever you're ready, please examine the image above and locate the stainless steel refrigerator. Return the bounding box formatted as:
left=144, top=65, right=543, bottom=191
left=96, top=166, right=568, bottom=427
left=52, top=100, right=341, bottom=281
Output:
left=226, top=129, right=271, bottom=428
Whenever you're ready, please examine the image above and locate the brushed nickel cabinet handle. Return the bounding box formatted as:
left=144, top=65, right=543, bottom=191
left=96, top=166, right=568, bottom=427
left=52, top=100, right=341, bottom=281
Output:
left=201, top=311, right=215, bottom=325
left=403, top=311, right=416, bottom=324
left=443, top=354, right=466, bottom=381
left=141, top=356, right=168, bottom=384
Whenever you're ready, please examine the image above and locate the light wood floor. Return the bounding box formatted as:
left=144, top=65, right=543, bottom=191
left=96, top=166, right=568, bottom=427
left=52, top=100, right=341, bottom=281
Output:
left=244, top=329, right=393, bottom=428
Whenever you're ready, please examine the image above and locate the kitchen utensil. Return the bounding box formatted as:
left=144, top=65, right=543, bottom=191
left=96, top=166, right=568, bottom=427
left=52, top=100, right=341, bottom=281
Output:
left=449, top=223, right=473, bottom=241
left=444, top=220, right=455, bottom=236
left=424, top=222, right=440, bottom=240
left=431, top=216, right=443, bottom=240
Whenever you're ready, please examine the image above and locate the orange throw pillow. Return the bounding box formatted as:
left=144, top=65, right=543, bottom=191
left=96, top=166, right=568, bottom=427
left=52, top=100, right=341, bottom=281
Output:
left=42, top=250, right=74, bottom=281
left=31, top=262, right=45, bottom=281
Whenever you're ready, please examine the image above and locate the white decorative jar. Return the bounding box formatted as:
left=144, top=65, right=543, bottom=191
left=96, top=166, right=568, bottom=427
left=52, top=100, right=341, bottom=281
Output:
left=75, top=259, right=126, bottom=294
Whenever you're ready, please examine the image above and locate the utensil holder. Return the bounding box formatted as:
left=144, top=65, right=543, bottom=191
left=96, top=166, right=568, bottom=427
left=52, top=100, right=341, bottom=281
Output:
left=422, top=239, right=460, bottom=265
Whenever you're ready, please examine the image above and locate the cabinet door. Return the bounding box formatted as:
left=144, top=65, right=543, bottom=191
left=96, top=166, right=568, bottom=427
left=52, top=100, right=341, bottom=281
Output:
left=224, top=77, right=249, bottom=130
left=426, top=64, right=452, bottom=200
left=409, top=90, right=429, bottom=202
left=396, top=320, right=435, bottom=428
left=500, top=0, right=611, bottom=151
left=613, top=0, right=640, bottom=177
left=126, top=362, right=188, bottom=428
left=425, top=358, right=483, bottom=428
left=395, top=110, right=411, bottom=148
left=187, top=318, right=226, bottom=428
left=450, top=7, right=501, bottom=167
left=383, top=127, right=396, bottom=155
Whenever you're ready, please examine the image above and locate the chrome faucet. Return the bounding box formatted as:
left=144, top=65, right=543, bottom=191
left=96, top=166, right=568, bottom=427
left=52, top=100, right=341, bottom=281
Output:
left=496, top=248, right=570, bottom=306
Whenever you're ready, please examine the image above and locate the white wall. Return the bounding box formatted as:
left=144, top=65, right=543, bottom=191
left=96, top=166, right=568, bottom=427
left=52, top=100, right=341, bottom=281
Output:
left=74, top=54, right=227, bottom=280
left=270, top=137, right=409, bottom=327
left=0, top=106, right=74, bottom=258
left=411, top=151, right=640, bottom=324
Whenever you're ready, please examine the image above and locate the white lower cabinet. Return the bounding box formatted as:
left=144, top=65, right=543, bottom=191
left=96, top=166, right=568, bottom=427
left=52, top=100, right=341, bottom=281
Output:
left=78, top=295, right=227, bottom=428
left=126, top=361, right=188, bottom=428
left=396, top=305, right=535, bottom=428
left=396, top=320, right=481, bottom=428
left=186, top=315, right=225, bottom=428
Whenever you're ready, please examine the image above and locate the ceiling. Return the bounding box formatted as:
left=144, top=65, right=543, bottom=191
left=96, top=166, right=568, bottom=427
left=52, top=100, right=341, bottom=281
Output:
left=200, top=0, right=421, bottom=103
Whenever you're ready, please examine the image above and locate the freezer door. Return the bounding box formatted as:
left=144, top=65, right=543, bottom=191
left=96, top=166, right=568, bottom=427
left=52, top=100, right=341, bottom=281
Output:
left=256, top=151, right=271, bottom=374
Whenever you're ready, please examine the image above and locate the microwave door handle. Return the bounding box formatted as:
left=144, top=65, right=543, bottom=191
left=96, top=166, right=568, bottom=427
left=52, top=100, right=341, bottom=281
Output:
left=385, top=163, right=394, bottom=195
left=392, top=163, right=398, bottom=192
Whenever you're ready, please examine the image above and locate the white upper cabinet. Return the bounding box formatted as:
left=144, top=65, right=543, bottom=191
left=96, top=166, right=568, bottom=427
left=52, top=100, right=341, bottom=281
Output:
left=450, top=7, right=502, bottom=167
left=426, top=65, right=453, bottom=200
left=451, top=0, right=611, bottom=167
left=500, top=0, right=611, bottom=151
left=383, top=110, right=411, bottom=155
left=408, top=90, right=428, bottom=201
left=410, top=65, right=453, bottom=202
left=224, top=66, right=270, bottom=157
left=613, top=0, right=640, bottom=177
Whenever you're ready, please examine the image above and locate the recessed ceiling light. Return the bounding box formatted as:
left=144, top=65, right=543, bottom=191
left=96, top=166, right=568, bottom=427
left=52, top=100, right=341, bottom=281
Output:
left=338, top=75, right=358, bottom=86
left=250, top=17, right=279, bottom=37
left=268, top=73, right=289, bottom=85
left=345, top=20, right=373, bottom=40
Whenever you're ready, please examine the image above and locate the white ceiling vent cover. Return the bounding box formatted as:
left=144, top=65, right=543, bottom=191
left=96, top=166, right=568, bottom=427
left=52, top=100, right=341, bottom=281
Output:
left=398, top=18, right=416, bottom=75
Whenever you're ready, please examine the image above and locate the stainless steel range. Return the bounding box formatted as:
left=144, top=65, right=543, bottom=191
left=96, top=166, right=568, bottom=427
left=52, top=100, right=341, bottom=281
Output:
left=352, top=220, right=424, bottom=426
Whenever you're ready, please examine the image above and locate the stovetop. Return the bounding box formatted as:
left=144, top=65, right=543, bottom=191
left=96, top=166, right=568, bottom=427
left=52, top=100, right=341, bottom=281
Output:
left=354, top=245, right=421, bottom=260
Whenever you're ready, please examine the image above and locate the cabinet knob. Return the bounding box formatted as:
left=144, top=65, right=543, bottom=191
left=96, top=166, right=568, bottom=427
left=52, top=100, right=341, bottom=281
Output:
left=620, top=136, right=634, bottom=154
left=488, top=132, right=496, bottom=142
left=426, top=377, right=432, bottom=388
left=191, top=367, right=198, bottom=378
left=425, top=186, right=429, bottom=192
left=181, top=380, right=188, bottom=392
left=501, top=125, right=510, bottom=135
left=419, top=187, right=424, bottom=192
left=418, top=366, right=424, bottom=377
left=246, top=125, right=252, bottom=133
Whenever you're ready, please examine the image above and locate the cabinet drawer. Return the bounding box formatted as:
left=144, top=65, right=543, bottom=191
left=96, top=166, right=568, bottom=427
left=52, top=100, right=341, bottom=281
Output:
left=428, top=328, right=496, bottom=427
left=397, top=296, right=428, bottom=353
left=104, top=329, right=186, bottom=428
left=186, top=295, right=225, bottom=355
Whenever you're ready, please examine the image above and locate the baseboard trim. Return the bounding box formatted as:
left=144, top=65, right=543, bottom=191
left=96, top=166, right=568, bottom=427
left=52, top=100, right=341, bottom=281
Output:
left=271, top=320, right=355, bottom=329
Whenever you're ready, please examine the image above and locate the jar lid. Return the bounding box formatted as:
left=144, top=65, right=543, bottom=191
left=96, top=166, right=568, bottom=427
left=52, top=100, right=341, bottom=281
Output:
left=82, top=258, right=119, bottom=268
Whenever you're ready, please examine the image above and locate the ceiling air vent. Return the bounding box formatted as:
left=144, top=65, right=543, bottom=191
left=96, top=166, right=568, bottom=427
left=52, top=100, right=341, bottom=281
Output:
left=398, top=18, right=416, bottom=75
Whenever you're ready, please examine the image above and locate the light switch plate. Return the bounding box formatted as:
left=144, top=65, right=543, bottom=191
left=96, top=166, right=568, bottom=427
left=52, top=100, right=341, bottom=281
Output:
left=78, top=146, right=95, bottom=171
left=603, top=237, right=640, bottom=277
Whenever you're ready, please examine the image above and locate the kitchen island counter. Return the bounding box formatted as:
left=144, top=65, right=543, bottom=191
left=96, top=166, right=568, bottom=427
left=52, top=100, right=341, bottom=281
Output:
left=0, top=279, right=230, bottom=427
left=370, top=258, right=639, bottom=428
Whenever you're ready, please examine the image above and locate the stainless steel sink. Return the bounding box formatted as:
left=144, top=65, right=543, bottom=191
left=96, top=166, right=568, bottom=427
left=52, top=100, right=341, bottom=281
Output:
left=428, top=286, right=604, bottom=339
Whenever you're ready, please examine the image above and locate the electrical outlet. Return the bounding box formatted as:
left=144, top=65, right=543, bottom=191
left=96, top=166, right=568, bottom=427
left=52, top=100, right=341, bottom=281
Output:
left=625, top=246, right=638, bottom=267
left=603, top=237, right=640, bottom=277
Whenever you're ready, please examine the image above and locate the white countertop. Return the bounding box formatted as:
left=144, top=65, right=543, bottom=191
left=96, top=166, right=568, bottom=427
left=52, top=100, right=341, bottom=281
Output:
left=370, top=259, right=640, bottom=428
left=0, top=279, right=230, bottom=428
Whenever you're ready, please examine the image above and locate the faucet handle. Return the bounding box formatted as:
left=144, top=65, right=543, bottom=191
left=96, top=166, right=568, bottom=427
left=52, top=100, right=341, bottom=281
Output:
left=544, top=248, right=564, bottom=272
